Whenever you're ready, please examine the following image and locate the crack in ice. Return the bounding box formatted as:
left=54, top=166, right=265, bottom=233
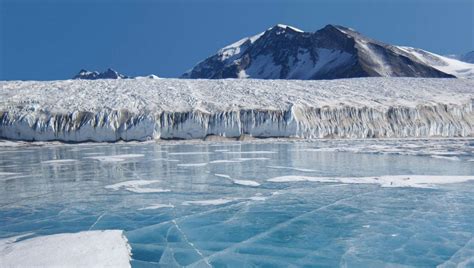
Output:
left=437, top=237, right=474, bottom=267
left=89, top=212, right=106, bottom=230
left=172, top=219, right=212, bottom=268
left=187, top=189, right=381, bottom=266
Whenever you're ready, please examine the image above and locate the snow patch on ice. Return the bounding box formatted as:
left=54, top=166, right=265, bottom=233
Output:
left=86, top=154, right=144, bottom=162
left=209, top=159, right=241, bottom=164
left=224, top=151, right=276, bottom=154
left=105, top=180, right=170, bottom=193
left=0, top=230, right=131, bottom=268
left=267, top=165, right=317, bottom=172
left=215, top=173, right=232, bottom=179
left=168, top=152, right=212, bottom=155
left=177, top=163, right=208, bottom=167
left=182, top=194, right=266, bottom=206
left=126, top=187, right=171, bottom=193
left=214, top=173, right=260, bottom=187
left=138, top=203, right=174, bottom=210
left=41, top=159, right=78, bottom=164
left=430, top=155, right=461, bottom=161
left=233, top=157, right=270, bottom=161
left=182, top=198, right=235, bottom=206
left=267, top=175, right=474, bottom=188
left=0, top=172, right=20, bottom=176
left=233, top=179, right=261, bottom=187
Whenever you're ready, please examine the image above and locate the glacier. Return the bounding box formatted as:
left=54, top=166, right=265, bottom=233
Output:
left=0, top=78, right=473, bottom=142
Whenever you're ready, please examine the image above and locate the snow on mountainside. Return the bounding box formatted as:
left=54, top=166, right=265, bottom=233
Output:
left=182, top=24, right=474, bottom=80
left=397, top=47, right=474, bottom=79
left=0, top=78, right=472, bottom=141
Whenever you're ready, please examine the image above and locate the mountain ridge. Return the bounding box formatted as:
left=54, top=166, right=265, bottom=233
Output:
left=182, top=24, right=473, bottom=80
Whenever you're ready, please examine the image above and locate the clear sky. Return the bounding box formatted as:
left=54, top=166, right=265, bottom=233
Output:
left=1, top=0, right=473, bottom=80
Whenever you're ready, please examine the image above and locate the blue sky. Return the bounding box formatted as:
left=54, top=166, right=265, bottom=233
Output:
left=1, top=0, right=472, bottom=80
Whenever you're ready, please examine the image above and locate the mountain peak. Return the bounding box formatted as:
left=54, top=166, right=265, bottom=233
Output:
left=268, top=24, right=304, bottom=33
left=318, top=24, right=359, bottom=36
left=182, top=24, right=468, bottom=80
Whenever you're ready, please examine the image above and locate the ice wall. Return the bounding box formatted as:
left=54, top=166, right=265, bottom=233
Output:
left=0, top=78, right=472, bottom=141
left=1, top=103, right=472, bottom=141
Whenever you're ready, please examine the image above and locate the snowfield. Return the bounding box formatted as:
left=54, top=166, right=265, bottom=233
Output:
left=0, top=78, right=473, bottom=141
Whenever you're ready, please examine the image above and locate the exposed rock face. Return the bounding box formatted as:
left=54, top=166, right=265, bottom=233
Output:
left=182, top=24, right=457, bottom=80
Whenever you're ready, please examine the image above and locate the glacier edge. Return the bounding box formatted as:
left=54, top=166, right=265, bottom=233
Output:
left=1, top=103, right=472, bottom=141
left=0, top=78, right=472, bottom=141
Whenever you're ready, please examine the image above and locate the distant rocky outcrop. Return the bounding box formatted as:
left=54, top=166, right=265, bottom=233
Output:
left=73, top=68, right=130, bottom=80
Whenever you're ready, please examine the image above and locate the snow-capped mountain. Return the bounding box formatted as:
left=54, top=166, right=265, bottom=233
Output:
left=73, top=68, right=130, bottom=80
left=461, top=51, right=474, bottom=63
left=182, top=24, right=474, bottom=79
left=448, top=51, right=474, bottom=64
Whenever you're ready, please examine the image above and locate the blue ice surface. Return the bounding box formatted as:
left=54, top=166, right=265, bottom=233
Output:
left=0, top=139, right=473, bottom=267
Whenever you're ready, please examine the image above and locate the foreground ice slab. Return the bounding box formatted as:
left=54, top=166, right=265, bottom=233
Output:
left=0, top=78, right=473, bottom=141
left=0, top=231, right=131, bottom=267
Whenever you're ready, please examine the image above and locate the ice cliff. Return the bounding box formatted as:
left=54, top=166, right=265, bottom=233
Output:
left=0, top=78, right=472, bottom=141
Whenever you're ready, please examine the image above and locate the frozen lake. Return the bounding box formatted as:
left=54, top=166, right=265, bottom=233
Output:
left=1, top=139, right=474, bottom=267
